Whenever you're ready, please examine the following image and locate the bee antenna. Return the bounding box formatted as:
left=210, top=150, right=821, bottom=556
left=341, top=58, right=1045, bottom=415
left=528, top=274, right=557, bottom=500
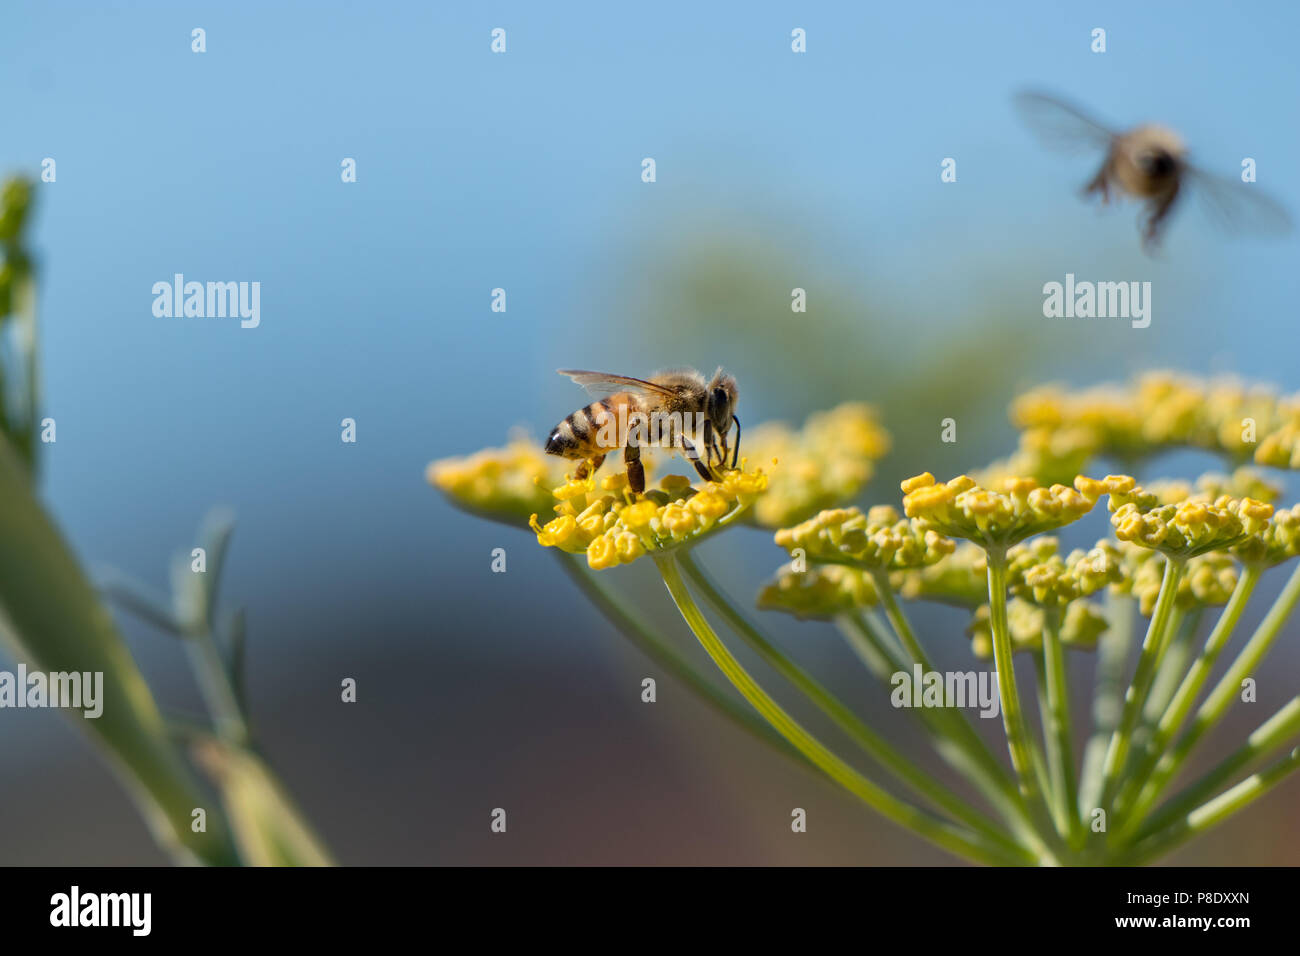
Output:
left=730, top=415, right=741, bottom=469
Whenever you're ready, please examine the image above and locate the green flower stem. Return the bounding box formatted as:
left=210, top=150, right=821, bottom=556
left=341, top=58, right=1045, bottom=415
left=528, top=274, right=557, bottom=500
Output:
left=871, top=575, right=933, bottom=669
left=1123, top=745, right=1300, bottom=866
left=985, top=551, right=1044, bottom=805
left=1030, top=653, right=1062, bottom=836
left=840, top=611, right=1052, bottom=860
left=550, top=552, right=804, bottom=770
left=1143, top=606, right=1195, bottom=727
left=655, top=555, right=1032, bottom=865
left=1127, top=696, right=1300, bottom=845
left=678, top=553, right=1026, bottom=855
left=838, top=610, right=896, bottom=680
left=1098, top=555, right=1185, bottom=811
left=1078, top=591, right=1134, bottom=817
left=1038, top=610, right=1083, bottom=849
left=868, top=570, right=1031, bottom=806
left=1134, top=560, right=1300, bottom=818
left=1117, top=605, right=1194, bottom=808
left=1116, top=567, right=1260, bottom=827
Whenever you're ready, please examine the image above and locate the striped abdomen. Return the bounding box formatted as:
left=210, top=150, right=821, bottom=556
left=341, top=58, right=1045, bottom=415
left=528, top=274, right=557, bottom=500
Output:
left=545, top=394, right=638, bottom=460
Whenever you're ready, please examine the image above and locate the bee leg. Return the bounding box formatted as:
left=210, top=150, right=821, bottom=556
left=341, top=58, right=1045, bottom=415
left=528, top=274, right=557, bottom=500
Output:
left=1141, top=187, right=1178, bottom=252
left=574, top=454, right=606, bottom=481
left=1083, top=165, right=1109, bottom=204
left=679, top=435, right=715, bottom=483
left=623, top=443, right=645, bottom=495
left=702, top=420, right=719, bottom=467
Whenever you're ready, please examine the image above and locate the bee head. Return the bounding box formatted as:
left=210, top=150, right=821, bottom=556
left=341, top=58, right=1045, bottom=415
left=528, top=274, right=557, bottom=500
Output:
left=1138, top=148, right=1178, bottom=180
left=1129, top=125, right=1185, bottom=184
left=705, top=368, right=738, bottom=430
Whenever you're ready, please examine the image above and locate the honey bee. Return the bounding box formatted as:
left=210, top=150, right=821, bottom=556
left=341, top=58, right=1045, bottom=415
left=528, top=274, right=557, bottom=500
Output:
left=1014, top=90, right=1292, bottom=251
left=544, top=367, right=740, bottom=495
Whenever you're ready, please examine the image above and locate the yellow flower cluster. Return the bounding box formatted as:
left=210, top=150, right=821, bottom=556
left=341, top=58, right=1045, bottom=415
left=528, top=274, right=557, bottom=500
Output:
left=529, top=468, right=768, bottom=570
left=773, top=504, right=954, bottom=571
left=1233, top=503, right=1300, bottom=568
left=968, top=600, right=1109, bottom=658
left=1113, top=544, right=1239, bottom=615
left=1257, top=419, right=1300, bottom=469
left=1009, top=372, right=1300, bottom=470
left=901, top=473, right=1102, bottom=550
left=743, top=403, right=891, bottom=528
left=977, top=425, right=1098, bottom=488
left=757, top=563, right=880, bottom=620
left=427, top=438, right=572, bottom=522
left=1004, top=536, right=1124, bottom=607
left=1104, top=475, right=1274, bottom=559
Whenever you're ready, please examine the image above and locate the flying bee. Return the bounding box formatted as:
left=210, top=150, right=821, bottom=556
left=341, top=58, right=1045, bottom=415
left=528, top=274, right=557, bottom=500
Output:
left=544, top=367, right=740, bottom=495
left=1014, top=90, right=1292, bottom=251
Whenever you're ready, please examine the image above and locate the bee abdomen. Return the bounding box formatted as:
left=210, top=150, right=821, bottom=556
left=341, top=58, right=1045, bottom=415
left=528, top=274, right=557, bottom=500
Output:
left=544, top=400, right=609, bottom=459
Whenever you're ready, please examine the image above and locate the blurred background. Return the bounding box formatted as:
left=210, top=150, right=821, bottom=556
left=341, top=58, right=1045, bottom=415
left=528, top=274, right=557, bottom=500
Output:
left=1, top=0, right=1298, bottom=864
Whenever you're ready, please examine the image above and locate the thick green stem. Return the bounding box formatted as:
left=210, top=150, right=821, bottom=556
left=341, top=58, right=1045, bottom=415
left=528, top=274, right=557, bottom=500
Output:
left=1039, top=610, right=1083, bottom=848
left=1142, top=606, right=1195, bottom=728
left=678, top=553, right=1025, bottom=856
left=550, top=553, right=802, bottom=769
left=1123, top=745, right=1300, bottom=866
left=1078, top=591, right=1134, bottom=817
left=1098, top=556, right=1185, bottom=811
left=1116, top=567, right=1260, bottom=828
left=655, top=556, right=1031, bottom=866
left=0, top=436, right=239, bottom=866
left=1135, top=560, right=1300, bottom=818
left=985, top=552, right=1041, bottom=804
left=1127, top=696, right=1300, bottom=844
left=870, top=572, right=1027, bottom=802
left=839, top=611, right=1049, bottom=858
left=839, top=610, right=895, bottom=679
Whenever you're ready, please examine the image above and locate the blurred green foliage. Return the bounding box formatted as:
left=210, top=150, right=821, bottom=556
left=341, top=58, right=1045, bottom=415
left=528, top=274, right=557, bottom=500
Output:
left=0, top=177, right=40, bottom=476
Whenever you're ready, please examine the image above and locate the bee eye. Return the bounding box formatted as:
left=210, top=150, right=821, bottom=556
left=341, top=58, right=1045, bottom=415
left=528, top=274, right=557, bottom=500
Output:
left=711, top=387, right=729, bottom=414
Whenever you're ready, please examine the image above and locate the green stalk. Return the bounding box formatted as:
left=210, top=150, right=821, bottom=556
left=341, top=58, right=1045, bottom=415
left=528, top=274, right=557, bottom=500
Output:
left=1116, top=567, right=1259, bottom=827
left=839, top=611, right=1049, bottom=858
left=1143, top=606, right=1195, bottom=728
left=1098, top=555, right=1185, bottom=811
left=1134, top=560, right=1300, bottom=817
left=0, top=436, right=239, bottom=865
left=677, top=553, right=1027, bottom=857
left=872, top=575, right=933, bottom=669
left=1078, top=591, right=1134, bottom=817
left=839, top=610, right=895, bottom=679
left=655, top=555, right=1031, bottom=866
left=550, top=552, right=802, bottom=768
left=1039, top=609, right=1083, bottom=848
left=1123, top=745, right=1300, bottom=866
left=869, top=571, right=1027, bottom=801
left=1127, top=696, right=1300, bottom=844
left=985, top=551, right=1042, bottom=804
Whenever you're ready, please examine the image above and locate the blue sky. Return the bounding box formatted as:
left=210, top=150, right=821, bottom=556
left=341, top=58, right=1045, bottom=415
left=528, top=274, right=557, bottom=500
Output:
left=2, top=0, right=1298, bottom=781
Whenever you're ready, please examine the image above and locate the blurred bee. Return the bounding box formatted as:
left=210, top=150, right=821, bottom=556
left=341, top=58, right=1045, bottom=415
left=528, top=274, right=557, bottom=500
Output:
left=1014, top=90, right=1292, bottom=251
left=544, top=367, right=740, bottom=495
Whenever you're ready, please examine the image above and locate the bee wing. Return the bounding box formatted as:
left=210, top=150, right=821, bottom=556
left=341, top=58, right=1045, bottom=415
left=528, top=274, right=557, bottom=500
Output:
left=1185, top=166, right=1294, bottom=237
left=556, top=369, right=678, bottom=398
left=1013, top=91, right=1116, bottom=154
